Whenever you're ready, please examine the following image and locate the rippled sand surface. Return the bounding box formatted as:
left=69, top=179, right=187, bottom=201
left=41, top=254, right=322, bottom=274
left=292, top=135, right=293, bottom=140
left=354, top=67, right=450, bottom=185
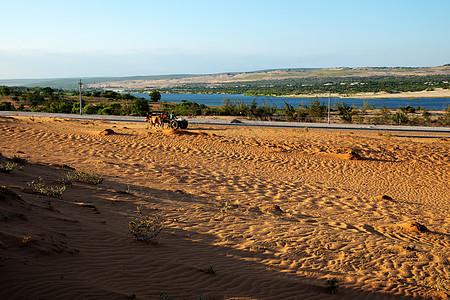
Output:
left=1, top=116, right=449, bottom=299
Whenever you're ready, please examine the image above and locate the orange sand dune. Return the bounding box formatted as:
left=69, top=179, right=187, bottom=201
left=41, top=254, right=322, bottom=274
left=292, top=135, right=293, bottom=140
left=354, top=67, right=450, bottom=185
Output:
left=0, top=116, right=449, bottom=299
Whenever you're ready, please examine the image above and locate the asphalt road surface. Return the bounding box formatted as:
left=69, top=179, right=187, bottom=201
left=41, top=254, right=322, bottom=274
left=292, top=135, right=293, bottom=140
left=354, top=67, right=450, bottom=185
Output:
left=1, top=111, right=450, bottom=134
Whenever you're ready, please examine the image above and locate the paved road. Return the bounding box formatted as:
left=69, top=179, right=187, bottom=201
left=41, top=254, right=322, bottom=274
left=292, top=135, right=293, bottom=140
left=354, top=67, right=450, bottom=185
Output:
left=1, top=111, right=450, bottom=134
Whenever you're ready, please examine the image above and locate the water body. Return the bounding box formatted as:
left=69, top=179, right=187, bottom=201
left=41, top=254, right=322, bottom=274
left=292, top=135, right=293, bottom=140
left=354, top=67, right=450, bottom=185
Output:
left=132, top=93, right=450, bottom=111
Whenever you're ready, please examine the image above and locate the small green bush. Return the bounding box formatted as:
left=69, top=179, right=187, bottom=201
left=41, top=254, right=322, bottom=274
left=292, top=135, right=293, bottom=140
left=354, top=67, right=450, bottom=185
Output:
left=0, top=161, right=18, bottom=173
left=62, top=170, right=103, bottom=185
left=129, top=206, right=163, bottom=242
left=27, top=177, right=66, bottom=197
left=202, top=265, right=215, bottom=274
left=431, top=272, right=450, bottom=292
left=220, top=199, right=231, bottom=213
left=12, top=156, right=28, bottom=164
left=159, top=292, right=173, bottom=300
left=326, top=278, right=339, bottom=294
left=0, top=102, right=15, bottom=111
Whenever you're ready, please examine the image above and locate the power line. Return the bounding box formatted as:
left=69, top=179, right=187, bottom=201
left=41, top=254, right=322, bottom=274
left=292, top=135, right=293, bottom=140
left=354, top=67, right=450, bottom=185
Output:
left=78, top=80, right=83, bottom=115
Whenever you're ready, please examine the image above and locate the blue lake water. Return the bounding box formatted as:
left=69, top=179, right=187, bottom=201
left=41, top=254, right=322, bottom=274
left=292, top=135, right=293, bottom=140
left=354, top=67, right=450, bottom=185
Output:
left=132, top=93, right=450, bottom=111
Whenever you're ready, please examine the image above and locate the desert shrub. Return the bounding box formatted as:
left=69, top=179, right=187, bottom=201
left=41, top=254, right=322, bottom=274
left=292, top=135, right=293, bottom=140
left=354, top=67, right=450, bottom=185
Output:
left=0, top=102, right=15, bottom=111
left=107, top=103, right=122, bottom=115
left=362, top=100, right=375, bottom=110
left=131, top=98, right=150, bottom=116
left=399, top=105, right=416, bottom=114
left=431, top=273, right=450, bottom=292
left=336, top=102, right=358, bottom=123
left=58, top=174, right=73, bottom=187
left=437, top=106, right=450, bottom=126
left=282, top=102, right=296, bottom=122
left=149, top=89, right=161, bottom=102
left=94, top=103, right=124, bottom=115
left=71, top=100, right=86, bottom=114
left=163, top=100, right=216, bottom=116
left=44, top=100, right=74, bottom=113
left=307, top=98, right=327, bottom=120
left=62, top=170, right=103, bottom=185
left=282, top=102, right=308, bottom=122
left=220, top=199, right=231, bottom=213
left=326, top=278, right=339, bottom=294
left=391, top=111, right=409, bottom=125
left=27, top=177, right=66, bottom=197
left=219, top=98, right=239, bottom=115
left=353, top=115, right=364, bottom=124
left=202, top=265, right=215, bottom=274
left=370, top=105, right=393, bottom=125
left=11, top=156, right=28, bottom=164
left=0, top=161, right=18, bottom=173
left=129, top=206, right=163, bottom=242
left=82, top=104, right=99, bottom=114
left=159, top=292, right=173, bottom=300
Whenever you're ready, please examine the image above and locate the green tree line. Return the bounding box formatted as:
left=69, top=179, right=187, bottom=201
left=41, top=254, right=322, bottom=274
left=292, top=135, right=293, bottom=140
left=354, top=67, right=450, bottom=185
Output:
left=0, top=86, right=151, bottom=116
left=1, top=86, right=449, bottom=126
left=158, top=75, right=450, bottom=96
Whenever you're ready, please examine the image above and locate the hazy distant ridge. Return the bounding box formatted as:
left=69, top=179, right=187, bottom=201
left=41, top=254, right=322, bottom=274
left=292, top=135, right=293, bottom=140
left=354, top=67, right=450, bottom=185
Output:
left=1, top=66, right=449, bottom=90
left=0, top=74, right=200, bottom=89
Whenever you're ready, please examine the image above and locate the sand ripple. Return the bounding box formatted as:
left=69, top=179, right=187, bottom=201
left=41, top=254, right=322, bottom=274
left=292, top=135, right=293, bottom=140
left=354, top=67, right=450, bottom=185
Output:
left=0, top=116, right=449, bottom=299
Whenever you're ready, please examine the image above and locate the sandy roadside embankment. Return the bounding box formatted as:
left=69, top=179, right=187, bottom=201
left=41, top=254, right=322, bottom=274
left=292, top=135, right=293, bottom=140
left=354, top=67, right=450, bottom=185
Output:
left=1, top=115, right=449, bottom=299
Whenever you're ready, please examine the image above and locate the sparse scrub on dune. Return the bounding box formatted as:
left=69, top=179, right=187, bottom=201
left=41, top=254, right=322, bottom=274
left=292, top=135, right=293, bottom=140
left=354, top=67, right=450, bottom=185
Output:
left=129, top=206, right=163, bottom=242
left=27, top=177, right=66, bottom=198
left=430, top=272, right=450, bottom=292
left=220, top=199, right=231, bottom=213
left=11, top=156, right=28, bottom=164
left=124, top=185, right=135, bottom=195
left=337, top=102, right=358, bottom=123
left=0, top=161, right=18, bottom=173
left=202, top=265, right=215, bottom=275
left=326, top=277, right=339, bottom=294
left=58, top=174, right=73, bottom=187
left=159, top=292, right=173, bottom=300
left=60, top=170, right=103, bottom=185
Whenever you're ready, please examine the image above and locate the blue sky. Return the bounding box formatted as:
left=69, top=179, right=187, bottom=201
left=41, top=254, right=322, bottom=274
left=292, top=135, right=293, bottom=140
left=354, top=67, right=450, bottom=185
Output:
left=1, top=0, right=449, bottom=79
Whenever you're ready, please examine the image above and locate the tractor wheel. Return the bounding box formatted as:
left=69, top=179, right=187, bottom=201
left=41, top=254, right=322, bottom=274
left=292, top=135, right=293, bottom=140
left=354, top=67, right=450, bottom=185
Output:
left=170, top=120, right=179, bottom=130
left=180, top=120, right=188, bottom=129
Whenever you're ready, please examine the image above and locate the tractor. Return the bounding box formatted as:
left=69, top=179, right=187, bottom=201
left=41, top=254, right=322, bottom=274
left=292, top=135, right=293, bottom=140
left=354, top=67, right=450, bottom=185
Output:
left=146, top=112, right=188, bottom=130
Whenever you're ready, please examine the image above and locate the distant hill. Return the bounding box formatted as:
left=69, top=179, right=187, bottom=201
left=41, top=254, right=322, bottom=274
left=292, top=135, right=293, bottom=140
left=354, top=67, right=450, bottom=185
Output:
left=86, top=66, right=450, bottom=92
left=0, top=74, right=200, bottom=90
left=1, top=66, right=450, bottom=90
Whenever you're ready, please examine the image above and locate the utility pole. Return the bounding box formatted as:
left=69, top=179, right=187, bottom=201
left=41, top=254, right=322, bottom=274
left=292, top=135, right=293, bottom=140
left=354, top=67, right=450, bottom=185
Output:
left=78, top=79, right=83, bottom=115
left=327, top=91, right=331, bottom=124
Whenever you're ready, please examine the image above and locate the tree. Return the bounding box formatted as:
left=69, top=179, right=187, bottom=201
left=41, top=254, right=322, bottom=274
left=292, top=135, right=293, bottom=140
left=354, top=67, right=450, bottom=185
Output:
left=149, top=90, right=161, bottom=102
left=282, top=102, right=307, bottom=122
left=307, top=99, right=327, bottom=121
left=0, top=102, right=14, bottom=111
left=42, top=87, right=54, bottom=98
left=109, top=103, right=122, bottom=115
left=27, top=89, right=45, bottom=106
left=72, top=100, right=86, bottom=114
left=0, top=86, right=11, bottom=96
left=283, top=102, right=297, bottom=122
left=391, top=111, right=409, bottom=125
left=131, top=98, right=150, bottom=116
left=337, top=102, right=358, bottom=123
left=82, top=104, right=99, bottom=115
